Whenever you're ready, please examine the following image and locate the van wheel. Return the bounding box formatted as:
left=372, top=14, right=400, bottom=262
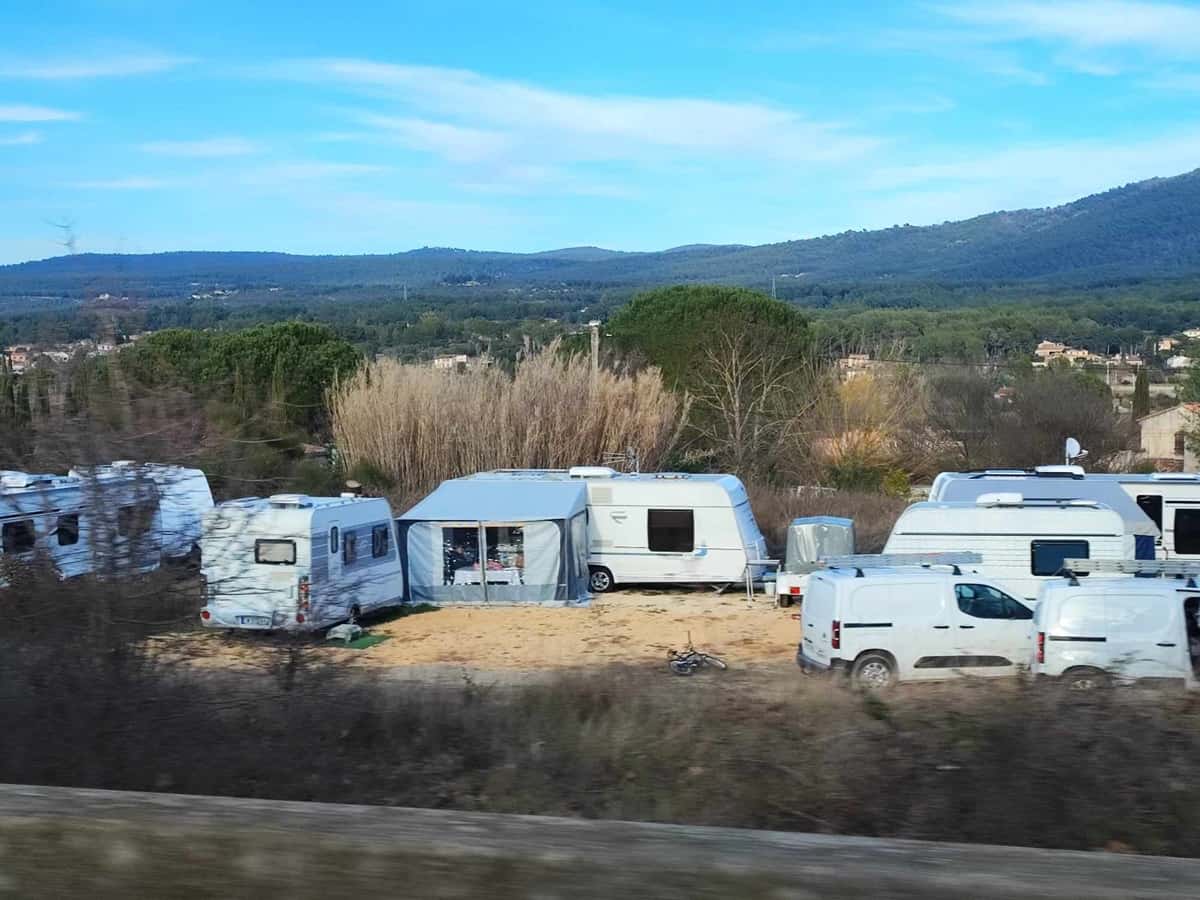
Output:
left=852, top=653, right=896, bottom=690
left=1064, top=668, right=1109, bottom=692
left=589, top=567, right=614, bottom=593
left=348, top=604, right=362, bottom=623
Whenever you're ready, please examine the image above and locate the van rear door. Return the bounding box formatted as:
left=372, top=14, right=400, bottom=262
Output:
left=1104, top=590, right=1190, bottom=681
left=800, top=574, right=836, bottom=667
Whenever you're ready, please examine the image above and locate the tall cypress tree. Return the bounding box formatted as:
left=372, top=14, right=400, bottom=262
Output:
left=1133, top=367, right=1151, bottom=420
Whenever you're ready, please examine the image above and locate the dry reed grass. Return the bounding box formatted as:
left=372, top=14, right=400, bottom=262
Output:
left=329, top=345, right=685, bottom=502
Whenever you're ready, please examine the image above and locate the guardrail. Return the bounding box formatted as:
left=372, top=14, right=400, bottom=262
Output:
left=0, top=783, right=1196, bottom=898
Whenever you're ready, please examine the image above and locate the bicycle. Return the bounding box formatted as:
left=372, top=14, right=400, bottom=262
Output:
left=667, top=632, right=728, bottom=676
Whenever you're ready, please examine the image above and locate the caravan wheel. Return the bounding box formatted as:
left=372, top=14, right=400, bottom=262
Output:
left=589, top=567, right=614, bottom=593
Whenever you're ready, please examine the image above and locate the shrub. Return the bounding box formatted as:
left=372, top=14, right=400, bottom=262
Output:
left=328, top=344, right=684, bottom=501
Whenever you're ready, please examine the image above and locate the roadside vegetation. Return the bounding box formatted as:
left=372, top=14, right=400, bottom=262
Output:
left=3, top=585, right=1200, bottom=857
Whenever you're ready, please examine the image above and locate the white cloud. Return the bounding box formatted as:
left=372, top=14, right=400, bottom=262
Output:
left=277, top=58, right=881, bottom=166
left=0, top=53, right=189, bottom=79
left=862, top=130, right=1200, bottom=216
left=141, top=137, right=264, bottom=157
left=0, top=104, right=79, bottom=122
left=351, top=113, right=512, bottom=163
left=0, top=130, right=41, bottom=146
left=941, top=1, right=1200, bottom=51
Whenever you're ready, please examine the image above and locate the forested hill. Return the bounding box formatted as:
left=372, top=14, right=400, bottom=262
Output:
left=6, top=169, right=1200, bottom=297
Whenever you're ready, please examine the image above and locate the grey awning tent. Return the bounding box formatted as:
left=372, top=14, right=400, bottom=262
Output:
left=397, top=474, right=590, bottom=606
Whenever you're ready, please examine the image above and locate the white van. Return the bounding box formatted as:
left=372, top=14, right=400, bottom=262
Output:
left=484, top=468, right=770, bottom=593
left=883, top=495, right=1134, bottom=601
left=199, top=494, right=403, bottom=631
left=1032, top=561, right=1200, bottom=689
left=798, top=558, right=1033, bottom=688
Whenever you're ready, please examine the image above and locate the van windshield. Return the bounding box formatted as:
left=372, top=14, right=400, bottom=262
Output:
left=255, top=539, right=296, bottom=565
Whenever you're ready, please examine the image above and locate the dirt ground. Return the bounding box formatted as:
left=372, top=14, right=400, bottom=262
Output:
left=158, top=589, right=801, bottom=679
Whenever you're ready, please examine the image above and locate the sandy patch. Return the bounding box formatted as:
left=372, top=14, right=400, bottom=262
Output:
left=355, top=590, right=798, bottom=670
left=154, top=590, right=800, bottom=675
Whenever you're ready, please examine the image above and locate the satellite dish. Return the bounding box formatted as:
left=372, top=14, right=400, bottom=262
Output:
left=1064, top=437, right=1086, bottom=465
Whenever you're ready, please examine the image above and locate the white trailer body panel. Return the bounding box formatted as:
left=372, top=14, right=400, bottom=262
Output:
left=883, top=501, right=1133, bottom=602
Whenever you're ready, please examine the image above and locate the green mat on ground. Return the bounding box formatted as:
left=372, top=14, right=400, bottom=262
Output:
left=328, top=634, right=390, bottom=651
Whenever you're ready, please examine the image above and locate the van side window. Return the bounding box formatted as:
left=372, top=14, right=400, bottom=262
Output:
left=343, top=531, right=358, bottom=564
left=1031, top=540, right=1089, bottom=577
left=1136, top=494, right=1164, bottom=531
left=1175, top=509, right=1200, bottom=555
left=329, top=526, right=339, bottom=555
left=255, top=539, right=296, bottom=565
left=648, top=509, right=694, bottom=553
left=56, top=514, right=79, bottom=546
left=2, top=520, right=36, bottom=554
left=372, top=524, right=390, bottom=558
left=955, top=584, right=1032, bottom=620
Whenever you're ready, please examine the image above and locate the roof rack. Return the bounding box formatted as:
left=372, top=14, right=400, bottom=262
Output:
left=821, top=551, right=983, bottom=578
left=1061, top=558, right=1200, bottom=577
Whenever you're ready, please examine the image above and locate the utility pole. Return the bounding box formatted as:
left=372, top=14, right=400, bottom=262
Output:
left=771, top=275, right=777, bottom=299
left=588, top=320, right=601, bottom=383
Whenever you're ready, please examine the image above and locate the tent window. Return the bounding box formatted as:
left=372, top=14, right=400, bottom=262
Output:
left=2, top=520, right=36, bottom=554
left=648, top=509, right=694, bottom=553
left=372, top=524, right=391, bottom=558
left=1136, top=494, right=1164, bottom=531
left=56, top=514, right=79, bottom=546
left=443, top=526, right=482, bottom=585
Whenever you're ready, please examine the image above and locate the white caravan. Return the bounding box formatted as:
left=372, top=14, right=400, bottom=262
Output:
left=798, top=555, right=1033, bottom=688
left=1032, top=560, right=1200, bottom=689
left=571, top=468, right=768, bottom=592
left=882, top=495, right=1134, bottom=602
left=928, top=467, right=1160, bottom=561
left=199, top=494, right=403, bottom=631
left=69, top=461, right=213, bottom=562
left=0, top=462, right=211, bottom=581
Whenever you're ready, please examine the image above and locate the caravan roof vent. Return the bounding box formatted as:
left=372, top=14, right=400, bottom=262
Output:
left=568, top=466, right=618, bottom=479
left=268, top=494, right=313, bottom=508
left=1033, top=465, right=1086, bottom=477
left=653, top=472, right=691, bottom=480
left=976, top=492, right=1024, bottom=506
left=1151, top=472, right=1200, bottom=482
left=1, top=472, right=33, bottom=489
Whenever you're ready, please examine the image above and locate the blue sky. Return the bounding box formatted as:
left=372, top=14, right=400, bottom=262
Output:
left=3, top=1, right=1200, bottom=263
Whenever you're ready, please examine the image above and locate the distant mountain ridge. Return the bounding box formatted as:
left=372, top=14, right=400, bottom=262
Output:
left=7, top=169, right=1200, bottom=297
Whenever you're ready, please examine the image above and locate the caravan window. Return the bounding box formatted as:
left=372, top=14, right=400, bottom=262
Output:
left=255, top=539, right=296, bottom=565
left=1175, top=509, right=1200, bottom=555
left=343, top=532, right=358, bottom=564
left=1031, top=540, right=1089, bottom=577
left=372, top=524, right=391, bottom=558
left=118, top=502, right=156, bottom=538
left=648, top=509, right=694, bottom=553
left=2, top=520, right=35, bottom=554
left=1136, top=495, right=1164, bottom=531
left=56, top=514, right=79, bottom=546
left=329, top=526, right=339, bottom=555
